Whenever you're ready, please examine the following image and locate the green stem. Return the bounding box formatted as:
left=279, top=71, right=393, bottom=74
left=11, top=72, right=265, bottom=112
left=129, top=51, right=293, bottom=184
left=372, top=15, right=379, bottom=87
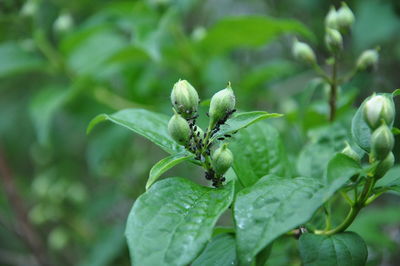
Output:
left=329, top=55, right=338, bottom=122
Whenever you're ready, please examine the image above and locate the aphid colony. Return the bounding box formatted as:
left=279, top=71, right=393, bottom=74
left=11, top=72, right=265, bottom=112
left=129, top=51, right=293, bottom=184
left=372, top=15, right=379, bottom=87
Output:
left=168, top=80, right=236, bottom=187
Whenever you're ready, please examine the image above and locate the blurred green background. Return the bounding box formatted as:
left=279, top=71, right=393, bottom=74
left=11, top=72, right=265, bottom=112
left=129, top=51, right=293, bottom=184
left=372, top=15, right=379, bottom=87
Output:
left=0, top=0, right=400, bottom=265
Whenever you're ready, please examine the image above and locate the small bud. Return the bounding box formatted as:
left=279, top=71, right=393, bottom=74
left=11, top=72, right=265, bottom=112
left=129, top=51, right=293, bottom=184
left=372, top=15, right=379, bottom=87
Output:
left=171, top=80, right=199, bottom=118
left=363, top=95, right=395, bottom=129
left=54, top=13, right=74, bottom=34
left=209, top=83, right=236, bottom=127
left=371, top=123, right=394, bottom=161
left=336, top=2, right=355, bottom=30
left=168, top=111, right=191, bottom=146
left=374, top=152, right=394, bottom=179
left=356, top=49, right=379, bottom=71
left=292, top=39, right=316, bottom=65
left=341, top=142, right=361, bottom=163
left=325, top=6, right=338, bottom=29
left=212, top=144, right=233, bottom=176
left=325, top=28, right=343, bottom=53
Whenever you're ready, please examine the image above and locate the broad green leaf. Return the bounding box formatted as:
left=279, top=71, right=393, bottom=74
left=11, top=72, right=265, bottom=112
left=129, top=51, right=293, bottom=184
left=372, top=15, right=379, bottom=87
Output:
left=351, top=93, right=394, bottom=151
left=87, top=109, right=184, bottom=154
left=201, top=16, right=314, bottom=54
left=126, top=178, right=234, bottom=266
left=375, top=165, right=400, bottom=193
left=192, top=233, right=237, bottom=266
left=234, top=156, right=360, bottom=264
left=299, top=232, right=368, bottom=266
left=212, top=111, right=282, bottom=141
left=0, top=41, right=44, bottom=78
left=230, top=122, right=290, bottom=187
left=146, top=153, right=194, bottom=190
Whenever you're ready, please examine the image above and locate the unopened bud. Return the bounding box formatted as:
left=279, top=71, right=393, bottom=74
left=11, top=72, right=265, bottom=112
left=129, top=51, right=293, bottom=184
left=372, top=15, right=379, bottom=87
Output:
left=54, top=13, right=74, bottom=34
left=325, top=6, right=338, bottom=29
left=325, top=28, right=343, bottom=53
left=356, top=49, right=379, bottom=71
left=371, top=123, right=394, bottom=161
left=209, top=83, right=235, bottom=127
left=171, top=80, right=199, bottom=118
left=292, top=39, right=316, bottom=65
left=363, top=95, right=395, bottom=129
left=374, top=152, right=394, bottom=179
left=336, top=2, right=355, bottom=30
left=168, top=111, right=191, bottom=146
left=212, top=144, right=233, bottom=176
left=341, top=142, right=361, bottom=163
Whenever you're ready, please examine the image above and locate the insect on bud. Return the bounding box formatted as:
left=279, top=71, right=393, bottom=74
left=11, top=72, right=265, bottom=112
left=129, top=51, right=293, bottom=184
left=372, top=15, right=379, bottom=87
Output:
left=212, top=143, right=233, bottom=176
left=168, top=111, right=191, bottom=146
left=325, top=28, right=343, bottom=53
left=341, top=142, right=361, bottom=163
left=336, top=2, right=355, bottom=30
left=371, top=123, right=394, bottom=161
left=209, top=83, right=236, bottom=127
left=292, top=39, right=316, bottom=65
left=374, top=152, right=394, bottom=179
left=171, top=79, right=199, bottom=119
left=325, top=6, right=338, bottom=29
left=363, top=95, right=395, bottom=130
left=356, top=49, right=379, bottom=71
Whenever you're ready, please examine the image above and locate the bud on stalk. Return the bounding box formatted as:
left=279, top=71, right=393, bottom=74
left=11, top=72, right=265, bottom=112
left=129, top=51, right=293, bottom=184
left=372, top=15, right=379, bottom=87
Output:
left=292, top=39, right=316, bottom=65
left=336, top=2, right=355, bottom=30
left=363, top=95, right=394, bottom=129
left=209, top=84, right=236, bottom=128
left=374, top=152, right=394, bottom=179
left=341, top=142, right=361, bottom=163
left=356, top=49, right=379, bottom=71
left=168, top=111, right=191, bottom=146
left=371, top=123, right=394, bottom=161
left=325, top=6, right=338, bottom=29
left=212, top=144, right=233, bottom=176
left=171, top=80, right=199, bottom=119
left=325, top=28, right=343, bottom=53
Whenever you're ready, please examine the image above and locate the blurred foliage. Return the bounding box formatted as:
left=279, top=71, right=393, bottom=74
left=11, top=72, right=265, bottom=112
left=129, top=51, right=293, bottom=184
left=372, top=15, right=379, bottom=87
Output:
left=0, top=0, right=399, bottom=265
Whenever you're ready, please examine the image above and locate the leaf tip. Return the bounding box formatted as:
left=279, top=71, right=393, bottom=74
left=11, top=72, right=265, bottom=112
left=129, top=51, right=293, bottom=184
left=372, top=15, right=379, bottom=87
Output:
left=86, top=114, right=108, bottom=135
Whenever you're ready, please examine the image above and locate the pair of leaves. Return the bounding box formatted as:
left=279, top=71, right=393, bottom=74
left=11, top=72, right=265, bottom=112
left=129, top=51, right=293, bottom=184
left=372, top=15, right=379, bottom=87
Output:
left=299, top=232, right=368, bottom=266
left=125, top=177, right=234, bottom=266
left=88, top=109, right=280, bottom=188
left=234, top=154, right=361, bottom=264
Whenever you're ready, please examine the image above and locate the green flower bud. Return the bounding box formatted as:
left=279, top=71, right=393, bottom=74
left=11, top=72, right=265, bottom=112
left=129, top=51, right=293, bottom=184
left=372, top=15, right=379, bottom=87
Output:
left=363, top=95, right=395, bottom=129
left=341, top=142, right=361, bottom=163
left=209, top=84, right=236, bottom=127
left=171, top=80, right=199, bottom=118
left=325, top=28, right=343, bottom=53
left=325, top=6, right=338, bottom=29
left=356, top=49, right=379, bottom=71
left=336, top=2, right=355, bottom=30
left=292, top=39, right=316, bottom=65
left=371, top=123, right=394, bottom=161
left=374, top=152, right=394, bottom=179
left=212, top=144, right=233, bottom=176
left=168, top=111, right=191, bottom=146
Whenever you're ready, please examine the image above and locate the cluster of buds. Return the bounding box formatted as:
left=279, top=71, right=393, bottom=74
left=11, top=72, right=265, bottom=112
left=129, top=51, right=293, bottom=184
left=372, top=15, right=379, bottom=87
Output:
left=363, top=94, right=396, bottom=178
left=168, top=80, right=236, bottom=187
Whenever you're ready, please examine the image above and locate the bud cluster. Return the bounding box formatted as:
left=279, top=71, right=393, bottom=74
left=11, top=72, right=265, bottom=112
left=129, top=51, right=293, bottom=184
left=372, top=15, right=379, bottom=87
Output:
left=168, top=79, right=236, bottom=187
left=363, top=94, right=396, bottom=178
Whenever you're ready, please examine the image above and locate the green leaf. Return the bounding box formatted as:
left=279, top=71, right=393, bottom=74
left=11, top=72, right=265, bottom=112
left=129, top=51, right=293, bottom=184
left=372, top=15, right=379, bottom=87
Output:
left=192, top=233, right=237, bottom=266
left=0, top=41, right=44, bottom=78
left=201, top=16, right=314, bottom=54
left=375, top=165, right=400, bottom=193
left=351, top=93, right=394, bottom=151
left=230, top=122, right=290, bottom=187
left=212, top=111, right=282, bottom=141
left=87, top=109, right=184, bottom=154
left=299, top=232, right=368, bottom=266
left=146, top=153, right=194, bottom=190
left=126, top=178, right=234, bottom=266
left=234, top=156, right=360, bottom=264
